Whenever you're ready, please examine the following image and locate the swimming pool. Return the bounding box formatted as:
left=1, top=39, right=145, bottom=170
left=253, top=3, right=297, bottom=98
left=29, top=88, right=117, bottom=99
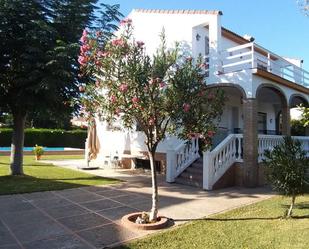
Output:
left=0, top=147, right=82, bottom=152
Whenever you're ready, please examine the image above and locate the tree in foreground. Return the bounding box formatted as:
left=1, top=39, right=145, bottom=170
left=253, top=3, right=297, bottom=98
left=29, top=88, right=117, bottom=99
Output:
left=263, top=136, right=309, bottom=217
left=0, top=0, right=122, bottom=175
left=79, top=20, right=224, bottom=221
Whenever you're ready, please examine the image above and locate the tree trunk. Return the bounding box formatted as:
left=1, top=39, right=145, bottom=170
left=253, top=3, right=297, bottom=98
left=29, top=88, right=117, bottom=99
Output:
left=287, top=195, right=296, bottom=218
left=148, top=150, right=158, bottom=222
left=10, top=112, right=26, bottom=175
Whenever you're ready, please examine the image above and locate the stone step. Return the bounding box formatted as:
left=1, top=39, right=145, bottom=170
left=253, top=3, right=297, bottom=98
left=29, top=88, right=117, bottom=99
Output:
left=175, top=176, right=203, bottom=188
left=180, top=171, right=203, bottom=181
left=185, top=166, right=203, bottom=174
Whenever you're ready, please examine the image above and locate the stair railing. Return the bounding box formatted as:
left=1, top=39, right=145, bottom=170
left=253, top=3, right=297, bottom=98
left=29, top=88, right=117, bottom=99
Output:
left=203, top=134, right=243, bottom=190
left=166, top=138, right=200, bottom=183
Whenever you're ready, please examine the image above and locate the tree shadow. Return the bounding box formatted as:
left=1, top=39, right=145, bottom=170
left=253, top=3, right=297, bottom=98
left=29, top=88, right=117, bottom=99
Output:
left=281, top=201, right=309, bottom=210
left=172, top=214, right=309, bottom=222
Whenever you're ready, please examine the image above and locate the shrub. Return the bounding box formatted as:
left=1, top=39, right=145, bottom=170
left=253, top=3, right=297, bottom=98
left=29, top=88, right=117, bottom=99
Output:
left=263, top=136, right=309, bottom=217
left=0, top=128, right=87, bottom=148
left=33, top=145, right=44, bottom=156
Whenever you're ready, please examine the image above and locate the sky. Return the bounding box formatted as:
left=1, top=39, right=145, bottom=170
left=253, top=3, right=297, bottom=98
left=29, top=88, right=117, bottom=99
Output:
left=99, top=0, right=309, bottom=70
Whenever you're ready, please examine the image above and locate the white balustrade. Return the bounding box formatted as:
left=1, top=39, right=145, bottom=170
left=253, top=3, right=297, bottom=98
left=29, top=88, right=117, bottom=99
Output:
left=258, top=135, right=309, bottom=162
left=166, top=138, right=200, bottom=183
left=220, top=43, right=309, bottom=88
left=203, top=134, right=243, bottom=190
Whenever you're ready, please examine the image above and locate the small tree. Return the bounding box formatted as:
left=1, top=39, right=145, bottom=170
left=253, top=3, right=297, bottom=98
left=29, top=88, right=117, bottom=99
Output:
left=263, top=136, right=309, bottom=217
left=79, top=20, right=224, bottom=221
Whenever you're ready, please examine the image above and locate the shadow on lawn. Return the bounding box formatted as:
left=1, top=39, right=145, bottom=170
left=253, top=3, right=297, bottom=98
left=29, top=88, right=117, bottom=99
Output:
left=172, top=214, right=309, bottom=222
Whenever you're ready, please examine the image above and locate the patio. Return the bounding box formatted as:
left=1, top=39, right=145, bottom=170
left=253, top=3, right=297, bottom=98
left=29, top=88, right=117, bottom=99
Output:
left=0, top=170, right=273, bottom=249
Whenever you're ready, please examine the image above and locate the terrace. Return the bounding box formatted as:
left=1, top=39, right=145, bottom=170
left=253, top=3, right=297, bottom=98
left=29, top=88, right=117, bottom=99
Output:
left=212, top=42, right=309, bottom=89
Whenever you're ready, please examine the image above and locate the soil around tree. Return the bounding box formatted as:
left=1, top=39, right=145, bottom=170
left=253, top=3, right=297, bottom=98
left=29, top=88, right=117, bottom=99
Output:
left=121, top=212, right=169, bottom=230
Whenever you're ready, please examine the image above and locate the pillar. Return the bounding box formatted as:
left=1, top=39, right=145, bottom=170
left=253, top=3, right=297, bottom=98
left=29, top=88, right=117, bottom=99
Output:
left=242, top=98, right=258, bottom=187
left=281, top=105, right=291, bottom=136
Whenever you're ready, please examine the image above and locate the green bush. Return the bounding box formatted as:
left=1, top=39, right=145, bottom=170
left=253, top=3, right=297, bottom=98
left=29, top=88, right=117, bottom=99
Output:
left=263, top=136, right=309, bottom=217
left=291, top=119, right=306, bottom=136
left=0, top=128, right=87, bottom=148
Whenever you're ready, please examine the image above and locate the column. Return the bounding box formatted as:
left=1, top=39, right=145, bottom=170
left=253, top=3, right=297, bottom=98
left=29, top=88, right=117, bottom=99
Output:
left=242, top=98, right=258, bottom=187
left=281, top=105, right=291, bottom=136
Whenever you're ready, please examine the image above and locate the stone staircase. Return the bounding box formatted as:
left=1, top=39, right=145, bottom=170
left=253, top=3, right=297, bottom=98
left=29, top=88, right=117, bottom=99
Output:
left=175, top=158, right=203, bottom=188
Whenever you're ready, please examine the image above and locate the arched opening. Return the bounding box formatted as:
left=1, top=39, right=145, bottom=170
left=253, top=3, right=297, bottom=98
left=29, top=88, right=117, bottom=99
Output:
left=209, top=85, right=245, bottom=146
left=256, top=85, right=288, bottom=135
left=289, top=94, right=308, bottom=136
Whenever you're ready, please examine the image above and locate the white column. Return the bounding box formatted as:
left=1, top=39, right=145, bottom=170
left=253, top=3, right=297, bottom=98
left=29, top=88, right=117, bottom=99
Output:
left=208, top=14, right=222, bottom=78
left=203, top=150, right=214, bottom=190
left=166, top=149, right=176, bottom=183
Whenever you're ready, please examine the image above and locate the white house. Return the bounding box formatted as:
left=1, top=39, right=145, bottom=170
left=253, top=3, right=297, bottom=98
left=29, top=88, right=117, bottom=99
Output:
left=86, top=9, right=309, bottom=190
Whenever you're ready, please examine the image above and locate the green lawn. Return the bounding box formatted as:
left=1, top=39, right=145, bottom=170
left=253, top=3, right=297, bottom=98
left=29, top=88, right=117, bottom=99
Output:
left=0, top=155, right=119, bottom=195
left=119, top=195, right=309, bottom=249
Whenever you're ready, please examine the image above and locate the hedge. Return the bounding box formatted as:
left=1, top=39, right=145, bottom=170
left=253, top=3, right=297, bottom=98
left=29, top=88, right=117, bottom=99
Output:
left=0, top=128, right=87, bottom=148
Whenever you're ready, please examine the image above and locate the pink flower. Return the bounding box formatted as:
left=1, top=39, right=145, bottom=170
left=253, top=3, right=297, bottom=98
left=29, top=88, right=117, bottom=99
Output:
left=186, top=56, right=193, bottom=62
left=148, top=79, right=154, bottom=85
left=111, top=38, right=125, bottom=47
left=78, top=55, right=88, bottom=65
left=132, top=97, right=139, bottom=103
left=159, top=82, right=166, bottom=88
left=207, top=130, right=215, bottom=137
left=79, top=85, right=85, bottom=92
left=183, top=103, right=190, bottom=112
left=96, top=31, right=102, bottom=37
left=120, top=18, right=132, bottom=26
left=110, top=95, right=117, bottom=103
left=148, top=118, right=155, bottom=126
left=115, top=108, right=121, bottom=116
left=82, top=29, right=88, bottom=37
left=95, top=81, right=100, bottom=88
left=136, top=41, right=144, bottom=48
left=80, top=44, right=90, bottom=54
left=119, top=83, right=128, bottom=92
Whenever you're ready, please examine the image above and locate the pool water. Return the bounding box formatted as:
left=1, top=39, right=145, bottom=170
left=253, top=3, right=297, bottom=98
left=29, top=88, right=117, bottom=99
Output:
left=0, top=147, right=65, bottom=152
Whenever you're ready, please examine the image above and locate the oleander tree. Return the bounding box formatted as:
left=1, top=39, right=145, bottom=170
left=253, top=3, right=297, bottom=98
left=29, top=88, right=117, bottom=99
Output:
left=79, top=20, right=225, bottom=221
left=263, top=136, right=309, bottom=218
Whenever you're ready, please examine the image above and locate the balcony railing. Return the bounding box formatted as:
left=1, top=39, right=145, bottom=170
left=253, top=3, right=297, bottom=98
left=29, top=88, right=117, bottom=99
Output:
left=219, top=42, right=309, bottom=88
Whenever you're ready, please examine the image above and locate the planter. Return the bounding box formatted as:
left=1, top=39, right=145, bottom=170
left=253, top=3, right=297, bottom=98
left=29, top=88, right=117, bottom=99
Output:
left=35, top=155, right=42, bottom=161
left=121, top=212, right=169, bottom=230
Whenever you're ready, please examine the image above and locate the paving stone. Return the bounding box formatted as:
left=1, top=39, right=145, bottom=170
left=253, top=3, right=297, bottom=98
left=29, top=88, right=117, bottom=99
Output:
left=64, top=192, right=105, bottom=203
left=110, top=194, right=148, bottom=205
left=0, top=222, right=17, bottom=246
left=0, top=199, right=35, bottom=214
left=11, top=220, right=68, bottom=243
left=98, top=206, right=139, bottom=221
left=82, top=185, right=114, bottom=193
left=31, top=196, right=71, bottom=209
left=0, top=244, right=21, bottom=249
left=95, top=189, right=129, bottom=198
left=58, top=213, right=111, bottom=232
left=23, top=234, right=93, bottom=249
left=44, top=204, right=89, bottom=219
left=56, top=188, right=89, bottom=197
left=21, top=191, right=57, bottom=201
left=77, top=223, right=138, bottom=248
left=0, top=209, right=50, bottom=229
left=128, top=200, right=152, bottom=212
left=81, top=199, right=122, bottom=211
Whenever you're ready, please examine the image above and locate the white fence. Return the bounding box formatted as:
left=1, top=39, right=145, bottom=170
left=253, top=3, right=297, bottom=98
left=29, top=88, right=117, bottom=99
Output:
left=202, top=134, right=309, bottom=190
left=220, top=42, right=309, bottom=88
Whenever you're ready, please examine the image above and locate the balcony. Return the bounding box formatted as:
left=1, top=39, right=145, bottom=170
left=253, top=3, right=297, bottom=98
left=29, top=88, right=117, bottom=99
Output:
left=218, top=42, right=309, bottom=88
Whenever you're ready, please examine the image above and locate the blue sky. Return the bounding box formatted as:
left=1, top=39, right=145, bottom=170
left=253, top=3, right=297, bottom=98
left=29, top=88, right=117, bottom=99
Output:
left=99, top=0, right=309, bottom=69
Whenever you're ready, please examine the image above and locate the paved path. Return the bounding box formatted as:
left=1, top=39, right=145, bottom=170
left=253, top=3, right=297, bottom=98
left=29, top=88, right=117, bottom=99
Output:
left=0, top=160, right=274, bottom=249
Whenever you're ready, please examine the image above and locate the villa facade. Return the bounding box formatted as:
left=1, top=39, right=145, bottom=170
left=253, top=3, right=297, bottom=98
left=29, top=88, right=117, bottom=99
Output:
left=86, top=9, right=309, bottom=190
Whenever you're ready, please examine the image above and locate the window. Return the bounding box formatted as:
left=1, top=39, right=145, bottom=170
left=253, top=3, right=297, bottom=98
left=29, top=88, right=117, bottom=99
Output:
left=258, top=112, right=267, bottom=134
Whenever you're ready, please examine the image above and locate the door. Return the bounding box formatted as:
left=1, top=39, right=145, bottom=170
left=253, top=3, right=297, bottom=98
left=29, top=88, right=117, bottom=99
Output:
left=258, top=112, right=267, bottom=134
